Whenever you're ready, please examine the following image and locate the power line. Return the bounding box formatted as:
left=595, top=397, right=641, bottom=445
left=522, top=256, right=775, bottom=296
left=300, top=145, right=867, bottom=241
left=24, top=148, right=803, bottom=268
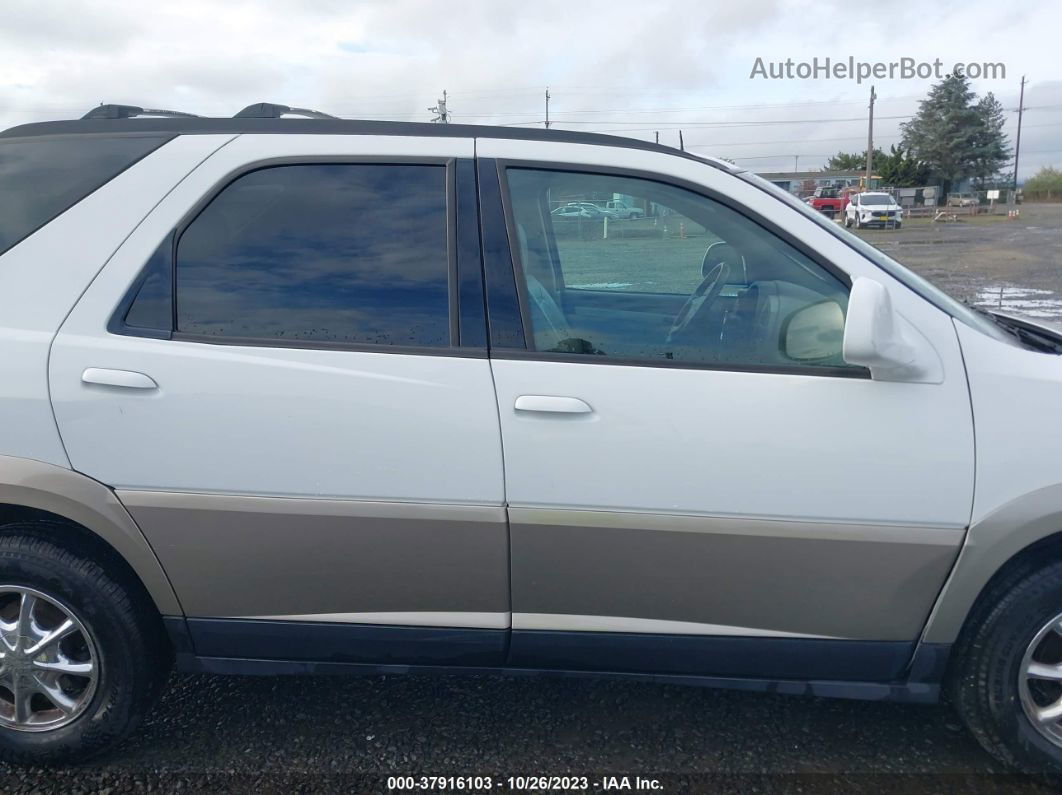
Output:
left=689, top=133, right=904, bottom=148
left=731, top=146, right=1062, bottom=163
left=493, top=114, right=914, bottom=131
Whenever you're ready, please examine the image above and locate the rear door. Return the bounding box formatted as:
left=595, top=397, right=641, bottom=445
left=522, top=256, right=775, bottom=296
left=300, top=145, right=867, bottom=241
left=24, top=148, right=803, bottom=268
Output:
left=478, top=140, right=974, bottom=682
left=50, top=134, right=509, bottom=666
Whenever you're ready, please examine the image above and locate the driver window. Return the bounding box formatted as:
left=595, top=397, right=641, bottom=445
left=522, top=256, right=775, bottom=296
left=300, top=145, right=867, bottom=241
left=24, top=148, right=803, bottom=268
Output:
left=505, top=168, right=856, bottom=371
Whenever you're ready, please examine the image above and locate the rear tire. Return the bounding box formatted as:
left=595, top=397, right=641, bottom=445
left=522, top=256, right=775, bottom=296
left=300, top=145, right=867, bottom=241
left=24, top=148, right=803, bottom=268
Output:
left=0, top=525, right=170, bottom=764
left=951, top=557, right=1062, bottom=772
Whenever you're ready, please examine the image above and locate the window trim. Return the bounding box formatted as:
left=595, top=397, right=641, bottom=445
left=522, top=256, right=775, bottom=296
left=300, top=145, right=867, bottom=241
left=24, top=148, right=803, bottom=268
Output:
left=109, top=156, right=487, bottom=357
left=491, top=159, right=868, bottom=380
left=476, top=157, right=526, bottom=350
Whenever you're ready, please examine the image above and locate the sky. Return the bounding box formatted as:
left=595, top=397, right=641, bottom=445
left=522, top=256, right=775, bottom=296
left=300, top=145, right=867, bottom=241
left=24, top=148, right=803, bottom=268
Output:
left=1, top=0, right=1059, bottom=179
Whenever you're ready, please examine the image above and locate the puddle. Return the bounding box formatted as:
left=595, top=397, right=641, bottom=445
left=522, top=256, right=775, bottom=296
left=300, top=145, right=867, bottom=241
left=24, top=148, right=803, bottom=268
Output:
left=974, top=285, right=1062, bottom=320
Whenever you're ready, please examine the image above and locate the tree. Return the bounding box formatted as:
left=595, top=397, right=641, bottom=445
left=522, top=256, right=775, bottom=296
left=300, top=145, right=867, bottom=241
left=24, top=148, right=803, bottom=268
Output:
left=875, top=145, right=930, bottom=187
left=901, top=72, right=1012, bottom=197
left=970, top=92, right=1011, bottom=187
left=823, top=148, right=885, bottom=171
left=1024, top=167, right=1062, bottom=200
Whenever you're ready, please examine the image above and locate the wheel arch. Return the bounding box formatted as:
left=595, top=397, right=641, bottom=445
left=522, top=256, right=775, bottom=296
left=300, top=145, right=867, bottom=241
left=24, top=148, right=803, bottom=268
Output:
left=923, top=482, right=1062, bottom=645
left=0, top=454, right=181, bottom=615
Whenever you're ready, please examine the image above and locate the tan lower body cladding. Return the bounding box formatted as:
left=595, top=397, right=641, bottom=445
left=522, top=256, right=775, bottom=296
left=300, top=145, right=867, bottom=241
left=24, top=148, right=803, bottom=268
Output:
left=119, top=491, right=962, bottom=642
left=508, top=508, right=964, bottom=641
left=117, top=491, right=510, bottom=619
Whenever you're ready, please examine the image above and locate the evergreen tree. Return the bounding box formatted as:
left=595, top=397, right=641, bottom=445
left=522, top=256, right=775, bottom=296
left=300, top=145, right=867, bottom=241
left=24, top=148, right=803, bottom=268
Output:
left=876, top=145, right=930, bottom=187
left=970, top=92, right=1011, bottom=187
left=823, top=148, right=885, bottom=171
left=901, top=72, right=1012, bottom=197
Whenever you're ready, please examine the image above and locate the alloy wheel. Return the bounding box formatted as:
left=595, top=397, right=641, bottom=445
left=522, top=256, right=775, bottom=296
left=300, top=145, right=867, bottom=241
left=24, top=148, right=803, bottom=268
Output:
left=0, top=586, right=98, bottom=732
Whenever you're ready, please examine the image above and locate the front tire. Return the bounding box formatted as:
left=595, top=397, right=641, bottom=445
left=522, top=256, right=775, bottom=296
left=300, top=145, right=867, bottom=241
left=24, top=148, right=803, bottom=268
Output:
left=0, top=527, right=170, bottom=764
left=951, top=557, right=1062, bottom=772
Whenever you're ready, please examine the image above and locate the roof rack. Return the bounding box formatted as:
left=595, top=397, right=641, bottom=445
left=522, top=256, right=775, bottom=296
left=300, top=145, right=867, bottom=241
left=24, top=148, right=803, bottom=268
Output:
left=82, top=104, right=201, bottom=120
left=234, top=103, right=338, bottom=120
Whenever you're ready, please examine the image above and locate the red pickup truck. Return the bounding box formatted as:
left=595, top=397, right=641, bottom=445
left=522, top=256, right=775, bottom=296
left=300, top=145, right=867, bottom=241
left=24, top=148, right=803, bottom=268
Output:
left=805, top=187, right=846, bottom=219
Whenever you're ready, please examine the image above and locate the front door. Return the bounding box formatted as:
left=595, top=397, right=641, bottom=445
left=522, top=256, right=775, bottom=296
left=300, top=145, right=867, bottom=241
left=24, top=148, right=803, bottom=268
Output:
left=482, top=152, right=973, bottom=681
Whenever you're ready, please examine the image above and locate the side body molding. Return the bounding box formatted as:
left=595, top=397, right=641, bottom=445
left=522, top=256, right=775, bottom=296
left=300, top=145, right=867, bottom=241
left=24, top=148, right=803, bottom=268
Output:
left=0, top=454, right=180, bottom=615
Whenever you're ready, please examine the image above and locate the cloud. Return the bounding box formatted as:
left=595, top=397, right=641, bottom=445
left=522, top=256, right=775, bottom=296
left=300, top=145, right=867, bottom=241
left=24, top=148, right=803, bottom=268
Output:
left=0, top=0, right=1059, bottom=176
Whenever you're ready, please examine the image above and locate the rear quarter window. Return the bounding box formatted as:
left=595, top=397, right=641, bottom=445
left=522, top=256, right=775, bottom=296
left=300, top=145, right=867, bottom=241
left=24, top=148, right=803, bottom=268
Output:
left=0, top=134, right=170, bottom=256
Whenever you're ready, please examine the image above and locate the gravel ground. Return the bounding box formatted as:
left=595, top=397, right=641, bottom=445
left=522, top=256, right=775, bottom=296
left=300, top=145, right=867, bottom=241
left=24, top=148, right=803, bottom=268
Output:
left=3, top=204, right=1062, bottom=794
left=854, top=202, right=1062, bottom=323
left=1, top=673, right=1058, bottom=793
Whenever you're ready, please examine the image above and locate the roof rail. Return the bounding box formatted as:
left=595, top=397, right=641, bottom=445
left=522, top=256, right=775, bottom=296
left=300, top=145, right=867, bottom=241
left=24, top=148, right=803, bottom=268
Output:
left=82, top=104, right=201, bottom=120
left=234, top=103, right=338, bottom=120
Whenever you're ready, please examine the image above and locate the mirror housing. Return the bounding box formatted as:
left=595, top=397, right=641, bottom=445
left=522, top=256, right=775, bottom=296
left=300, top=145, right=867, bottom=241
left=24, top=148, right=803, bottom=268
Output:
left=842, top=278, right=943, bottom=383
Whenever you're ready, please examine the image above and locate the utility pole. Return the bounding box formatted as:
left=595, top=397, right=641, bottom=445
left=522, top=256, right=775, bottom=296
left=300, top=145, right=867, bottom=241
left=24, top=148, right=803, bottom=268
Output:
left=654, top=131, right=659, bottom=144
left=794, top=155, right=799, bottom=173
left=1013, top=75, right=1027, bottom=201
left=679, top=130, right=684, bottom=151
left=429, top=90, right=449, bottom=123
left=544, top=87, right=551, bottom=129
left=866, top=85, right=876, bottom=185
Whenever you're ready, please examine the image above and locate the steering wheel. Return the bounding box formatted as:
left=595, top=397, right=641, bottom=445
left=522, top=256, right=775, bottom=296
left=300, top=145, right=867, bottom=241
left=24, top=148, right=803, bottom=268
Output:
left=701, top=241, right=746, bottom=282
left=666, top=261, right=731, bottom=344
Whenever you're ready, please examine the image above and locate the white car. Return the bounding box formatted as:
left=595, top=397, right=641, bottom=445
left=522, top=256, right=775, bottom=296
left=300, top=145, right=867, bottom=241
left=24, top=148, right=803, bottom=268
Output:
left=845, top=192, right=903, bottom=229
left=551, top=201, right=614, bottom=219
left=4, top=103, right=1062, bottom=772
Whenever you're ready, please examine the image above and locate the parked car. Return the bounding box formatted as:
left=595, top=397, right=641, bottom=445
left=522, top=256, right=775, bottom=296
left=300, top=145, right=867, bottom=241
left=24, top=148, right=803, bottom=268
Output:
left=551, top=203, right=588, bottom=218
left=844, top=192, right=903, bottom=229
left=4, top=106, right=1062, bottom=773
left=805, top=186, right=845, bottom=219
left=604, top=199, right=645, bottom=219
left=948, top=193, right=980, bottom=207
left=551, top=202, right=613, bottom=219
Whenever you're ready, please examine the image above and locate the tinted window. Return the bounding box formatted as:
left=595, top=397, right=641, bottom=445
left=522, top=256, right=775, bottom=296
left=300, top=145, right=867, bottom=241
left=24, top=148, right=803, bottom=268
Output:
left=123, top=236, right=172, bottom=332
left=506, top=168, right=854, bottom=371
left=0, top=135, right=169, bottom=256
left=176, top=164, right=450, bottom=347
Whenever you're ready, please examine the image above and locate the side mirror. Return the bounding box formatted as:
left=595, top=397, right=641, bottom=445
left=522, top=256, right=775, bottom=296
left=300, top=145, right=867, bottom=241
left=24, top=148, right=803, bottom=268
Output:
left=784, top=301, right=845, bottom=362
left=842, top=277, right=942, bottom=382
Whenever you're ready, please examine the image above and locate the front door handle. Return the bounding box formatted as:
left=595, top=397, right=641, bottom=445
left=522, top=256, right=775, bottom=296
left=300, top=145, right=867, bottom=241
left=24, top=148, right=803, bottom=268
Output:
left=514, top=395, right=593, bottom=414
left=81, top=368, right=158, bottom=390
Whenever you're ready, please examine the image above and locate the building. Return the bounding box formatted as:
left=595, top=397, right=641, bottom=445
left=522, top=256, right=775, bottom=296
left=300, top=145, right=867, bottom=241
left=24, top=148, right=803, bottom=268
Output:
left=756, top=170, right=866, bottom=196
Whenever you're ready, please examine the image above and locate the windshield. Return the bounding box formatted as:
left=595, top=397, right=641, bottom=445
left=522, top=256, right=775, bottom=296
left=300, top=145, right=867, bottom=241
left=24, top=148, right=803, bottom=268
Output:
left=736, top=171, right=1011, bottom=343
left=859, top=194, right=892, bottom=206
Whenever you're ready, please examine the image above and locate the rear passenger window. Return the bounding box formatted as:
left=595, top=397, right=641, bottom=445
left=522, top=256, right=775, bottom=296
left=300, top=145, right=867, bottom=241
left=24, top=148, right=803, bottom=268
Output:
left=175, top=163, right=451, bottom=347
left=122, top=237, right=172, bottom=332
left=0, top=135, right=169, bottom=256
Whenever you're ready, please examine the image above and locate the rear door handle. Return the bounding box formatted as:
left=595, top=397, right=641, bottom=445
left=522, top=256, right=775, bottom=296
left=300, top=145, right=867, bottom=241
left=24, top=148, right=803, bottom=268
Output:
left=514, top=395, right=593, bottom=414
left=81, top=368, right=158, bottom=390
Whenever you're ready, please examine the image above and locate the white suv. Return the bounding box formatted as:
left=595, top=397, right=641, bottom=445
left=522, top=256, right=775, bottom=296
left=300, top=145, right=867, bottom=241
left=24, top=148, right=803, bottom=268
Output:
left=1, top=104, right=1062, bottom=770
left=844, top=191, right=903, bottom=229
